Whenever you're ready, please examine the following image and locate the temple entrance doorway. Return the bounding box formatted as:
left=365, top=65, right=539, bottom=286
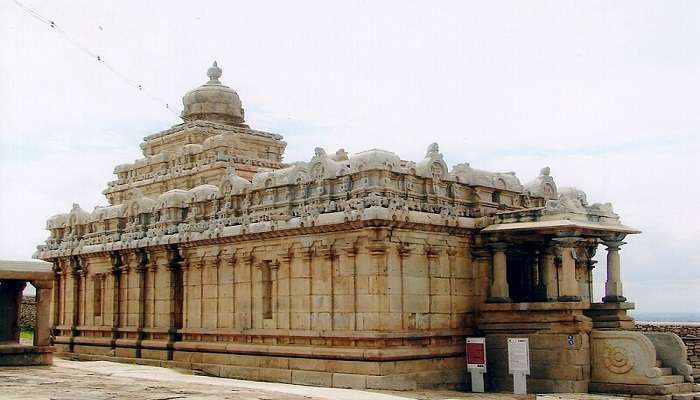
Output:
left=506, top=252, right=536, bottom=302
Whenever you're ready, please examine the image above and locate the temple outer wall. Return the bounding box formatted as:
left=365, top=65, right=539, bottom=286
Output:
left=50, top=225, right=486, bottom=390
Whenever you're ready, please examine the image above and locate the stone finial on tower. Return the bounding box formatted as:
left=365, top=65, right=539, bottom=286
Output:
left=181, top=61, right=245, bottom=125
left=426, top=142, right=440, bottom=157
left=207, top=61, right=222, bottom=84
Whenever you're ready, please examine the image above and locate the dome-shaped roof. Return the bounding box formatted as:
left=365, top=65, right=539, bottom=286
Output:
left=181, top=62, right=245, bottom=125
left=188, top=184, right=220, bottom=202
left=349, top=149, right=401, bottom=173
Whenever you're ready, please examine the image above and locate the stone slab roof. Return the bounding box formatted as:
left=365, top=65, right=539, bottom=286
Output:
left=0, top=260, right=53, bottom=281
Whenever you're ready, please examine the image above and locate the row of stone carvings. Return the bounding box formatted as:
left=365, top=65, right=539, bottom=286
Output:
left=105, top=142, right=282, bottom=191
left=40, top=189, right=474, bottom=253
left=106, top=141, right=559, bottom=200
left=141, top=120, right=283, bottom=144
left=39, top=145, right=580, bottom=256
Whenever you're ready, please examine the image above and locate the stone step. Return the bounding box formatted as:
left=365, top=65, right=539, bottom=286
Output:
left=671, top=393, right=700, bottom=400
left=659, top=367, right=674, bottom=376
left=590, top=382, right=696, bottom=396
left=661, top=375, right=687, bottom=385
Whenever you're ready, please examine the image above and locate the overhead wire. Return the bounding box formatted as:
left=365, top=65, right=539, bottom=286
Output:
left=11, top=0, right=178, bottom=115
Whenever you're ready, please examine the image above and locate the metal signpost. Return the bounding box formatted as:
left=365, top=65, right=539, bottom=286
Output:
left=507, top=338, right=530, bottom=395
left=466, top=337, right=486, bottom=392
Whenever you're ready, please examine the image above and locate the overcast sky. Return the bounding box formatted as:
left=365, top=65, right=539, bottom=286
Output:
left=1, top=1, right=698, bottom=313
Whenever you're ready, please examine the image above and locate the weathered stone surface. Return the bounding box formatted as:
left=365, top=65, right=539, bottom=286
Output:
left=291, top=370, right=332, bottom=387
left=331, top=373, right=367, bottom=389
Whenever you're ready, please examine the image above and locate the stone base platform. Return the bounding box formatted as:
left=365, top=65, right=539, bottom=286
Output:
left=590, top=382, right=700, bottom=399
left=0, top=344, right=54, bottom=366
left=55, top=346, right=466, bottom=391
left=477, top=301, right=594, bottom=393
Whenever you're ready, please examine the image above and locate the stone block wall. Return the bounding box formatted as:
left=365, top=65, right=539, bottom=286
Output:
left=483, top=331, right=590, bottom=393
left=19, top=295, right=36, bottom=331
left=635, top=323, right=700, bottom=371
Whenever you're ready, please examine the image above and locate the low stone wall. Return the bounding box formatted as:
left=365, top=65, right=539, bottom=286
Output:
left=635, top=323, right=700, bottom=371
left=19, top=296, right=36, bottom=331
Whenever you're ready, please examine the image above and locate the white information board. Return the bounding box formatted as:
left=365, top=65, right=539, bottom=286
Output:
left=507, top=338, right=530, bottom=375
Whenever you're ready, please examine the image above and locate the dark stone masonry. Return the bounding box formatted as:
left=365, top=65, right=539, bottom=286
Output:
left=19, top=295, right=36, bottom=331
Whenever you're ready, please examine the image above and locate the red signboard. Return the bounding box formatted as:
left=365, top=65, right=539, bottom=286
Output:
left=466, top=337, right=486, bottom=371
left=467, top=342, right=485, bottom=364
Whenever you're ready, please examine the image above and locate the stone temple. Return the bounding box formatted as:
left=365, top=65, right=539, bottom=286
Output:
left=33, top=62, right=696, bottom=395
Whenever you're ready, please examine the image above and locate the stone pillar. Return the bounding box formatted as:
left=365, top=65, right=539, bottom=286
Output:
left=244, top=253, right=255, bottom=330
left=554, top=238, right=581, bottom=302
left=538, top=245, right=558, bottom=301
left=368, top=241, right=388, bottom=330
left=603, top=240, right=626, bottom=303
left=33, top=280, right=54, bottom=347
left=276, top=249, right=292, bottom=330
left=583, top=244, right=598, bottom=302
left=147, top=261, right=157, bottom=329
left=488, top=243, right=510, bottom=303
left=270, top=260, right=279, bottom=329
left=446, top=247, right=458, bottom=329
left=165, top=245, right=183, bottom=360
left=51, top=260, right=62, bottom=335
left=291, top=247, right=312, bottom=331
left=109, top=252, right=123, bottom=351
left=397, top=243, right=412, bottom=330
left=0, top=280, right=25, bottom=343
left=311, top=246, right=334, bottom=331
left=78, top=267, right=87, bottom=327
left=340, top=242, right=358, bottom=331
left=134, top=250, right=148, bottom=358
left=69, top=257, right=82, bottom=352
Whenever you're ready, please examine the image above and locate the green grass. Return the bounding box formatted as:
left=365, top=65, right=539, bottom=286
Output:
left=19, top=329, right=33, bottom=343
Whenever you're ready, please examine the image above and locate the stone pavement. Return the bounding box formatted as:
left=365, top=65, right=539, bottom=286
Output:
left=0, top=358, right=620, bottom=400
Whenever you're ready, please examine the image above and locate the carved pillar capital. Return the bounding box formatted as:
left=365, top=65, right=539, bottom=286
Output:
left=368, top=242, right=388, bottom=256
left=398, top=243, right=413, bottom=258
left=488, top=242, right=508, bottom=253
left=602, top=240, right=625, bottom=252
left=276, top=246, right=293, bottom=263
left=69, top=256, right=82, bottom=277
left=109, top=251, right=123, bottom=275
